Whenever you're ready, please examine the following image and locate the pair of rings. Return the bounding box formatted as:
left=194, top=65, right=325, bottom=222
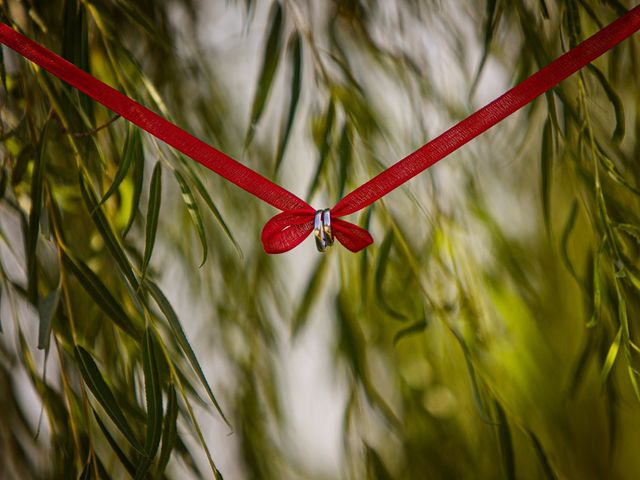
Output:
left=314, top=209, right=334, bottom=252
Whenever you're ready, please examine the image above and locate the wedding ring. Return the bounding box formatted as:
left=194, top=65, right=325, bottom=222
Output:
left=314, top=209, right=333, bottom=252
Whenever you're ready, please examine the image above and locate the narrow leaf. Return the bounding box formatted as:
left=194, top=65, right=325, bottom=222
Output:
left=142, top=162, right=162, bottom=277
left=600, top=327, right=622, bottom=388
left=27, top=121, right=51, bottom=302
left=94, top=410, right=137, bottom=477
left=75, top=346, right=144, bottom=453
left=100, top=128, right=140, bottom=205
left=136, top=328, right=163, bottom=479
left=494, top=400, right=516, bottom=480
left=275, top=32, right=302, bottom=172
left=124, top=135, right=145, bottom=236
left=174, top=171, right=208, bottom=267
left=245, top=1, right=284, bottom=146
left=307, top=101, right=335, bottom=199
left=62, top=251, right=139, bottom=339
left=79, top=171, right=139, bottom=289
left=526, top=429, right=558, bottom=480
left=540, top=118, right=553, bottom=233
left=291, top=256, right=329, bottom=338
left=144, top=279, right=229, bottom=427
left=37, top=282, right=61, bottom=350
left=156, top=384, right=178, bottom=477
left=375, top=232, right=407, bottom=321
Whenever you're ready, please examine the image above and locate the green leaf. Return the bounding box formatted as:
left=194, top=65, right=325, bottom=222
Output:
left=526, top=429, right=558, bottom=480
left=374, top=232, right=407, bottom=321
left=100, top=128, right=141, bottom=205
left=600, top=327, right=622, bottom=389
left=37, top=282, right=61, bottom=350
left=144, top=279, right=229, bottom=427
left=75, top=346, right=144, bottom=454
left=156, top=385, right=178, bottom=477
left=307, top=101, right=336, bottom=199
left=124, top=135, right=145, bottom=236
left=540, top=118, right=553, bottom=233
left=560, top=200, right=580, bottom=283
left=469, top=0, right=501, bottom=97
left=94, top=409, right=137, bottom=477
left=178, top=157, right=241, bottom=255
left=79, top=171, right=139, bottom=289
left=142, top=162, right=162, bottom=278
left=291, top=256, right=329, bottom=338
left=393, top=318, right=428, bottom=346
left=62, top=251, right=139, bottom=339
left=275, top=31, right=302, bottom=173
left=494, top=400, right=516, bottom=480
left=245, top=0, right=284, bottom=147
left=27, top=121, right=51, bottom=302
left=174, top=171, right=208, bottom=267
left=136, top=328, right=163, bottom=479
left=588, top=64, right=625, bottom=144
left=365, top=443, right=393, bottom=480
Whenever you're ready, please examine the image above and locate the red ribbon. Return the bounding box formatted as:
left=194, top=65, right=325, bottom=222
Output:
left=1, top=6, right=638, bottom=254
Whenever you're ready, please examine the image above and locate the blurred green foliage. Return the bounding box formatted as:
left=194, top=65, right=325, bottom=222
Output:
left=0, top=0, right=639, bottom=478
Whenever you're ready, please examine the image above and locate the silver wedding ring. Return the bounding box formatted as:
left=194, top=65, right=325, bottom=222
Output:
left=314, top=209, right=334, bottom=252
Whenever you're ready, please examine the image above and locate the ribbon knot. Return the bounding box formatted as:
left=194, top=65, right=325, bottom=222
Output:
left=261, top=207, right=374, bottom=254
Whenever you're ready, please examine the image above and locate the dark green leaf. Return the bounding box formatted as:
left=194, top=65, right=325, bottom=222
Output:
left=27, top=121, right=51, bottom=302
left=541, top=118, right=554, bottom=233
left=177, top=157, right=241, bottom=254
left=79, top=171, right=139, bottom=289
left=174, top=171, right=208, bottom=267
left=123, top=135, right=145, bottom=236
left=494, top=400, right=516, bottom=480
left=0, top=167, right=8, bottom=200
left=275, top=31, right=302, bottom=173
left=136, top=328, right=163, bottom=479
left=62, top=251, right=139, bottom=339
left=560, top=200, right=580, bottom=282
left=526, top=429, right=558, bottom=480
left=94, top=410, right=137, bottom=477
left=365, top=443, right=393, bottom=480
left=142, top=162, right=162, bottom=277
left=245, top=1, right=284, bottom=146
left=75, top=346, right=144, bottom=453
left=144, top=279, right=229, bottom=427
left=100, top=128, right=140, bottom=205
left=469, top=0, right=501, bottom=97
left=37, top=282, right=61, bottom=350
left=156, top=385, right=178, bottom=477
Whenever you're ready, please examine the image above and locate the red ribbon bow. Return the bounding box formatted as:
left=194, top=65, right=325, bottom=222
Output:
left=1, top=6, right=638, bottom=254
left=261, top=207, right=373, bottom=254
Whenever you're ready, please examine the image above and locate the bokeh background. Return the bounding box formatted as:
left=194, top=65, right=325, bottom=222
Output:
left=1, top=0, right=639, bottom=478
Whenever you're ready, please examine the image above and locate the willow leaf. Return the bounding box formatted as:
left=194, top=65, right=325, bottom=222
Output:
left=79, top=171, right=138, bottom=289
left=174, top=171, right=208, bottom=267
left=75, top=346, right=144, bottom=454
left=600, top=327, right=622, bottom=388
left=541, top=119, right=553, bottom=233
left=375, top=232, right=407, bottom=321
left=100, top=128, right=140, bottom=205
left=94, top=410, right=137, bottom=477
left=27, top=121, right=51, bottom=302
left=156, top=384, right=178, bottom=477
left=124, top=135, right=145, bottom=236
left=245, top=0, right=284, bottom=146
left=62, top=251, right=139, bottom=339
left=292, top=256, right=329, bottom=338
left=494, top=400, right=516, bottom=480
left=307, top=101, right=335, bottom=199
left=142, top=162, right=162, bottom=278
left=393, top=318, right=428, bottom=346
left=136, top=328, right=163, bottom=479
left=37, top=282, right=61, bottom=350
left=275, top=31, right=302, bottom=173
left=527, top=429, right=558, bottom=480
left=144, top=278, right=229, bottom=427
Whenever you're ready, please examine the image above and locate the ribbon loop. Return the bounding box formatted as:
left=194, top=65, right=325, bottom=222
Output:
left=261, top=209, right=373, bottom=254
